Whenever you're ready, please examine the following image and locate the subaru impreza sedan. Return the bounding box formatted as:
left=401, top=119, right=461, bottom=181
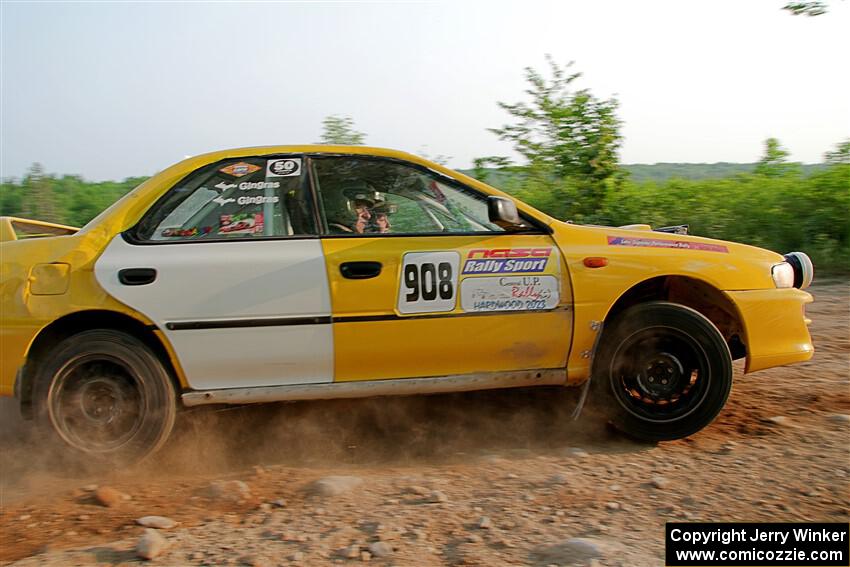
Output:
left=0, top=146, right=815, bottom=463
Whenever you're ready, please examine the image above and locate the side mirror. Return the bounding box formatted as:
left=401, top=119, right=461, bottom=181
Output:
left=487, top=196, right=524, bottom=230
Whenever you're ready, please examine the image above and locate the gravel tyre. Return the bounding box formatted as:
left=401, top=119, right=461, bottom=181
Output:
left=591, top=302, right=733, bottom=441
left=32, top=329, right=177, bottom=466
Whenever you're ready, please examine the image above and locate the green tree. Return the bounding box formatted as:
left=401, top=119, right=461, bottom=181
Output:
left=471, top=156, right=512, bottom=184
left=25, top=163, right=60, bottom=223
left=754, top=138, right=800, bottom=177
left=490, top=56, right=622, bottom=183
left=487, top=55, right=622, bottom=219
left=417, top=147, right=452, bottom=167
left=783, top=1, right=829, bottom=16
left=824, top=139, right=850, bottom=165
left=317, top=115, right=365, bottom=145
left=0, top=181, right=23, bottom=217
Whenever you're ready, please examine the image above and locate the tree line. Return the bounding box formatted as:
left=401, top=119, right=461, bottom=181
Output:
left=2, top=59, right=847, bottom=273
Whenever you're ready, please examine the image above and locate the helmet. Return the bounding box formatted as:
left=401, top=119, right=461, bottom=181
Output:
left=343, top=184, right=385, bottom=207
left=370, top=200, right=397, bottom=215
left=324, top=180, right=384, bottom=228
left=369, top=199, right=397, bottom=233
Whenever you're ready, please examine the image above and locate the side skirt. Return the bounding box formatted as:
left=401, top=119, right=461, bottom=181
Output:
left=181, top=368, right=567, bottom=407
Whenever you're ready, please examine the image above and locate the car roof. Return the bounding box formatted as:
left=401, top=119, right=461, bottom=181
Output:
left=186, top=145, right=421, bottom=163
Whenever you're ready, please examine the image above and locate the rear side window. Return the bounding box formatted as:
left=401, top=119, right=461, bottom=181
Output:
left=132, top=156, right=316, bottom=241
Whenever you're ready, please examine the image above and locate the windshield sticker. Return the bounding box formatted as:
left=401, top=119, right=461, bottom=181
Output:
left=462, top=248, right=553, bottom=275
left=267, top=158, right=301, bottom=178
left=607, top=236, right=729, bottom=253
left=237, top=195, right=279, bottom=205
left=460, top=275, right=559, bottom=312
left=214, top=182, right=237, bottom=192
left=239, top=180, right=280, bottom=191
left=161, top=227, right=199, bottom=237
left=213, top=196, right=236, bottom=207
left=219, top=162, right=261, bottom=177
left=219, top=213, right=264, bottom=235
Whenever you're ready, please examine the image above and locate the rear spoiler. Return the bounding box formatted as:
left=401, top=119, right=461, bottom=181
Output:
left=0, top=216, right=79, bottom=242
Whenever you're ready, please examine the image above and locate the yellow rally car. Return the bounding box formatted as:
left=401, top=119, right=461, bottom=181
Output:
left=0, top=146, right=815, bottom=462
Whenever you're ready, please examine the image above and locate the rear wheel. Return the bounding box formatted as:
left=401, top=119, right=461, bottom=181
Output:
left=592, top=302, right=733, bottom=441
left=32, top=329, right=177, bottom=466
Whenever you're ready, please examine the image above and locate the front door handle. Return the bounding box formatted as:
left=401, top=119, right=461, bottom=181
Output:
left=340, top=261, right=382, bottom=280
left=118, top=268, right=157, bottom=286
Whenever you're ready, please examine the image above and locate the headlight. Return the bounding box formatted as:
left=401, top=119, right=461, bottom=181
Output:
left=784, top=252, right=814, bottom=289
left=771, top=262, right=795, bottom=288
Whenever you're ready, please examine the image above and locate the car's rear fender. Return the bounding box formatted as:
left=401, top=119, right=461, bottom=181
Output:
left=14, top=310, right=186, bottom=419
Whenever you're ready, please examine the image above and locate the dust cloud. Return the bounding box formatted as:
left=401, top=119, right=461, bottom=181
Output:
left=1, top=384, right=634, bottom=501
left=148, top=386, right=629, bottom=474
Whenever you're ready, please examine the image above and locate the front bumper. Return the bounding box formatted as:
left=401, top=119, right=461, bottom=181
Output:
left=724, top=288, right=814, bottom=374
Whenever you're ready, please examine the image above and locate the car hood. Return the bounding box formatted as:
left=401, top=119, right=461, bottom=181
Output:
left=549, top=220, right=787, bottom=291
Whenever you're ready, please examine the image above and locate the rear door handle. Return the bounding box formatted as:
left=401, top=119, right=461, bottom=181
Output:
left=118, top=268, right=157, bottom=286
left=340, top=261, right=382, bottom=280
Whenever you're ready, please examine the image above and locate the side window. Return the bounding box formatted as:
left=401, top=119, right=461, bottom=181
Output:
left=312, top=157, right=505, bottom=235
left=132, top=156, right=316, bottom=241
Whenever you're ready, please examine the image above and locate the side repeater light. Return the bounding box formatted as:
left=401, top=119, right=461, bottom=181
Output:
left=583, top=257, right=609, bottom=268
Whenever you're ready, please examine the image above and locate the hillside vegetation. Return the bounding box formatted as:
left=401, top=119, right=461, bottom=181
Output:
left=467, top=162, right=849, bottom=273
left=1, top=160, right=847, bottom=273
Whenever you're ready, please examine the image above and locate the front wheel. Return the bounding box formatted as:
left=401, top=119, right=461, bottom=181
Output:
left=591, top=302, right=733, bottom=441
left=32, top=329, right=177, bottom=466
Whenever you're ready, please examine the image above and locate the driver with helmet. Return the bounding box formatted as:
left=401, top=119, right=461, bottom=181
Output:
left=326, top=181, right=391, bottom=234
left=369, top=200, right=395, bottom=233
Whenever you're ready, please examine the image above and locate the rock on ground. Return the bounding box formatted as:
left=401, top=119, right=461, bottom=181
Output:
left=207, top=480, right=251, bottom=502
left=136, top=516, right=178, bottom=529
left=530, top=538, right=605, bottom=566
left=306, top=476, right=363, bottom=497
left=136, top=529, right=169, bottom=560
left=93, top=487, right=127, bottom=507
left=368, top=541, right=393, bottom=557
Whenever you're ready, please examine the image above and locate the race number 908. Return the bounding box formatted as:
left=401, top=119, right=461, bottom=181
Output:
left=404, top=262, right=452, bottom=301
left=397, top=251, right=460, bottom=314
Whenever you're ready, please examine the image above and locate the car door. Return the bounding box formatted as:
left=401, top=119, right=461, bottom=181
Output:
left=312, top=156, right=573, bottom=382
left=95, top=155, right=334, bottom=390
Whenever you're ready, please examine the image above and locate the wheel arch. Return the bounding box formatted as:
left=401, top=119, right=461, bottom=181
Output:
left=601, top=275, right=747, bottom=362
left=17, top=310, right=185, bottom=419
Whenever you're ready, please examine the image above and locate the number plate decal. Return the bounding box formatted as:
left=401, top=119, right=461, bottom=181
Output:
left=397, top=251, right=460, bottom=314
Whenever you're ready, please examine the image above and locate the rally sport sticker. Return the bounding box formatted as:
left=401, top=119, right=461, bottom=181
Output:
left=462, top=247, right=552, bottom=274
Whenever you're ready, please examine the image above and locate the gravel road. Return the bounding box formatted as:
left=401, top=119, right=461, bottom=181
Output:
left=1, top=283, right=847, bottom=566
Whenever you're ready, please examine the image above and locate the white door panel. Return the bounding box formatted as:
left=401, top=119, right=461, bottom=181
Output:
left=165, top=326, right=333, bottom=390
left=95, top=236, right=331, bottom=320
left=94, top=235, right=333, bottom=389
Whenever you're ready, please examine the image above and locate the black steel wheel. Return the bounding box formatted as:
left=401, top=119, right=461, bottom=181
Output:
left=592, top=302, right=733, bottom=441
left=33, top=330, right=177, bottom=465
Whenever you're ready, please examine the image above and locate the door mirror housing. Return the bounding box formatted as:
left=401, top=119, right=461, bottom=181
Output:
left=487, top=196, right=525, bottom=230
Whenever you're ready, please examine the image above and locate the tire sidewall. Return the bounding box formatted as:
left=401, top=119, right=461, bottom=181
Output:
left=32, top=329, right=177, bottom=466
left=592, top=302, right=733, bottom=441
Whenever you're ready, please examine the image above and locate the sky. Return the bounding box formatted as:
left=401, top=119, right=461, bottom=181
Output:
left=1, top=0, right=849, bottom=181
